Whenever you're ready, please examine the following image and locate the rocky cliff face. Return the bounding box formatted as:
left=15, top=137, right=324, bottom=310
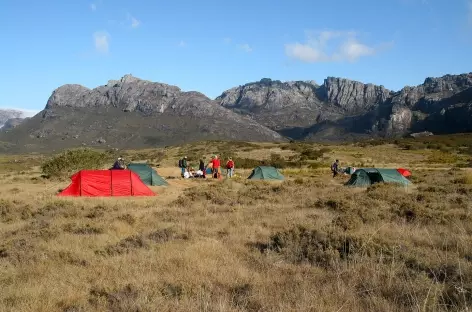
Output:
left=321, top=77, right=392, bottom=112
left=1, top=73, right=471, bottom=152
left=0, top=75, right=284, bottom=152
left=217, top=73, right=472, bottom=140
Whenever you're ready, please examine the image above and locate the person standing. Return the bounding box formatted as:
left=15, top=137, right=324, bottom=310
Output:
left=199, top=159, right=206, bottom=178
left=331, top=159, right=340, bottom=178
left=210, top=155, right=221, bottom=179
left=179, top=156, right=188, bottom=177
left=226, top=157, right=235, bottom=178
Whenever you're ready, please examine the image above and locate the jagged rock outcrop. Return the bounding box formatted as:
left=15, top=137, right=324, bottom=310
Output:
left=321, top=77, right=391, bottom=112
left=217, top=77, right=393, bottom=131
left=0, top=75, right=284, bottom=152
left=1, top=72, right=471, bottom=152
left=217, top=73, right=472, bottom=140
left=46, top=75, right=182, bottom=113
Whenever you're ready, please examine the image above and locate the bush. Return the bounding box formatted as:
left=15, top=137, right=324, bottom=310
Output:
left=41, top=148, right=111, bottom=178
left=232, top=157, right=262, bottom=169
left=427, top=151, right=460, bottom=164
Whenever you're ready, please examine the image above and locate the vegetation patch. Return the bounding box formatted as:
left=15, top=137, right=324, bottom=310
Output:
left=41, top=148, right=112, bottom=178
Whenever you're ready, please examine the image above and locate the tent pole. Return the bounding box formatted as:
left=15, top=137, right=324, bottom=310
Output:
left=130, top=170, right=133, bottom=195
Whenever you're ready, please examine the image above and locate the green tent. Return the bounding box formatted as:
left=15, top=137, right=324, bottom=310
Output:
left=345, top=168, right=411, bottom=187
left=344, top=167, right=356, bottom=175
left=247, top=166, right=284, bottom=180
left=127, top=163, right=168, bottom=186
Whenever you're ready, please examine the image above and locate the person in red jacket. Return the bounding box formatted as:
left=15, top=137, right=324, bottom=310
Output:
left=209, top=155, right=221, bottom=179
left=226, top=157, right=235, bottom=178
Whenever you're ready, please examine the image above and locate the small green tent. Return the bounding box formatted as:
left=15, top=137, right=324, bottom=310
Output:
left=345, top=168, right=411, bottom=187
left=127, top=163, right=168, bottom=186
left=247, top=166, right=284, bottom=180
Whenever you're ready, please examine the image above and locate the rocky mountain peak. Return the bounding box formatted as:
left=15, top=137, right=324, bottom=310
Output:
left=321, top=77, right=391, bottom=111
left=45, top=76, right=185, bottom=113
left=422, top=73, right=472, bottom=93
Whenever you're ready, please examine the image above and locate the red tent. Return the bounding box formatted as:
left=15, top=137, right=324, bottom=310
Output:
left=397, top=168, right=412, bottom=178
left=58, top=170, right=155, bottom=197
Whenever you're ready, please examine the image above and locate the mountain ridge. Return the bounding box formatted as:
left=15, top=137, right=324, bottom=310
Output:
left=1, top=72, right=471, bottom=152
left=216, top=73, right=472, bottom=139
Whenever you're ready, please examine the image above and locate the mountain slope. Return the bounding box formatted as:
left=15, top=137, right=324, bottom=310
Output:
left=0, top=109, right=31, bottom=128
left=0, top=75, right=284, bottom=152
left=217, top=73, right=472, bottom=140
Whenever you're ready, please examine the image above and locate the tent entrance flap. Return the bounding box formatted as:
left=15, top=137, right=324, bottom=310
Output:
left=366, top=172, right=384, bottom=184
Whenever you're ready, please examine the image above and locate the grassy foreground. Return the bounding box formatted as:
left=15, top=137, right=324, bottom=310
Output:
left=1, top=140, right=472, bottom=311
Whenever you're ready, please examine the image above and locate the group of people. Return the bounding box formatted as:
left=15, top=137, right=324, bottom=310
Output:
left=178, top=155, right=235, bottom=179
left=113, top=155, right=342, bottom=180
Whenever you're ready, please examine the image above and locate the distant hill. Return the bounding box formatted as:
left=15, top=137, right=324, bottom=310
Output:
left=0, top=109, right=35, bottom=129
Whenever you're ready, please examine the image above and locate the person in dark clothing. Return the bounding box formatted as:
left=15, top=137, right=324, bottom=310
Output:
left=179, top=156, right=188, bottom=177
left=331, top=159, right=339, bottom=178
left=199, top=159, right=206, bottom=178
left=111, top=157, right=126, bottom=170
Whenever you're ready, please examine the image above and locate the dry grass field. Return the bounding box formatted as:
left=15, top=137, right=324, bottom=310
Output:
left=1, top=139, right=472, bottom=311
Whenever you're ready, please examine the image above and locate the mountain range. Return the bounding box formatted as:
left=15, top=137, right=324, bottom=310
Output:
left=1, top=72, right=471, bottom=152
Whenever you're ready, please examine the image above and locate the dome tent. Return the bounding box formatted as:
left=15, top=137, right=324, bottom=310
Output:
left=247, top=166, right=284, bottom=180
left=127, top=163, right=168, bottom=186
left=345, top=168, right=411, bottom=187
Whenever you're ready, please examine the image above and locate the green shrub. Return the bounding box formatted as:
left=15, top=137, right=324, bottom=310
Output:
left=41, top=148, right=111, bottom=178
left=427, top=151, right=460, bottom=164
left=232, top=157, right=262, bottom=169
left=299, top=148, right=330, bottom=161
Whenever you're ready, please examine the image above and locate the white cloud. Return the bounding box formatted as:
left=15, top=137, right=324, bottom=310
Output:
left=285, top=30, right=389, bottom=63
left=223, top=37, right=232, bottom=44
left=90, top=3, right=97, bottom=11
left=126, top=14, right=141, bottom=28
left=131, top=17, right=141, bottom=28
left=239, top=43, right=252, bottom=53
left=178, top=40, right=186, bottom=47
left=93, top=31, right=110, bottom=54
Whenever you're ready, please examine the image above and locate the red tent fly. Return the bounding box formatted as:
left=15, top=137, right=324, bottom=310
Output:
left=397, top=168, right=412, bottom=178
left=58, top=170, right=155, bottom=197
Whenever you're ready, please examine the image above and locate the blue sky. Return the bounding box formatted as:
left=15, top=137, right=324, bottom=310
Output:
left=1, top=0, right=471, bottom=112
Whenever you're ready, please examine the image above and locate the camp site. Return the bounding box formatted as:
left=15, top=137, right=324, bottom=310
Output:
left=1, top=138, right=472, bottom=311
